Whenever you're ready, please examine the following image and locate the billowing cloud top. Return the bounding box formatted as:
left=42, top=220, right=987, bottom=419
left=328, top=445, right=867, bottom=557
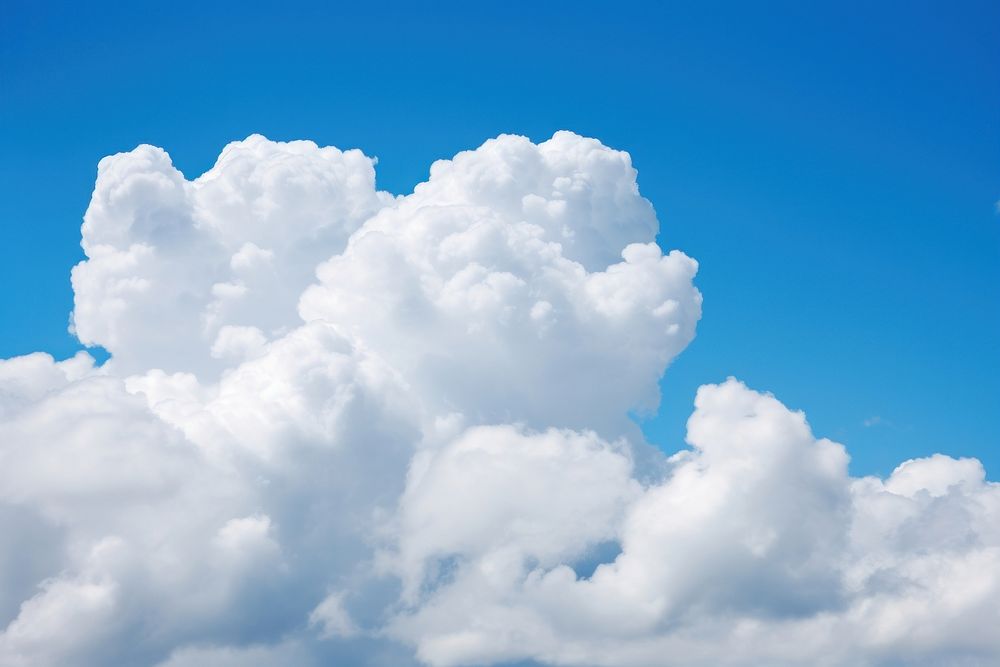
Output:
left=1, top=133, right=997, bottom=667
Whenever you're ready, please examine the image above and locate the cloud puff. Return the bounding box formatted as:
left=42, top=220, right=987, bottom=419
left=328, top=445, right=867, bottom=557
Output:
left=1, top=133, right=996, bottom=667
left=72, top=136, right=392, bottom=375
left=389, top=380, right=1000, bottom=667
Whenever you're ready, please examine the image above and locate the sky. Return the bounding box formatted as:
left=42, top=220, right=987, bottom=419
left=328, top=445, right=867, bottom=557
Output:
left=3, top=1, right=999, bottom=476
left=1, top=4, right=1000, bottom=666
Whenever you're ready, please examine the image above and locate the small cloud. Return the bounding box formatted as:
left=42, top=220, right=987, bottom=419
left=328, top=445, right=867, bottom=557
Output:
left=309, top=592, right=359, bottom=639
left=863, top=415, right=904, bottom=430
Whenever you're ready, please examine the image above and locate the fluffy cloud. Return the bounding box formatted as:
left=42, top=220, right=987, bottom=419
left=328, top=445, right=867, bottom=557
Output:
left=1, top=132, right=996, bottom=667
left=71, top=136, right=392, bottom=376
left=298, top=132, right=700, bottom=435
left=388, top=380, right=1000, bottom=667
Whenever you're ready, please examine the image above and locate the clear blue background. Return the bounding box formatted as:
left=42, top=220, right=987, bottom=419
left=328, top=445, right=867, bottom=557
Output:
left=2, top=0, right=997, bottom=477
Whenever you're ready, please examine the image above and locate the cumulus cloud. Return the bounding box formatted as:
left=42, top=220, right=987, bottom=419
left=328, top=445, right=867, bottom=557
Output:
left=1, top=132, right=996, bottom=667
left=389, top=380, right=1000, bottom=667
left=72, top=136, right=392, bottom=376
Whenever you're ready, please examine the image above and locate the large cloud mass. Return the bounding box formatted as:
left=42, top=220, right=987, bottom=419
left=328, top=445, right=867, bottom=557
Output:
left=1, top=132, right=996, bottom=667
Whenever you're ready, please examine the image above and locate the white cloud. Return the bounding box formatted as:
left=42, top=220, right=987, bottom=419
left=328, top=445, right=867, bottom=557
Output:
left=298, top=135, right=701, bottom=436
left=390, top=425, right=641, bottom=603
left=71, top=136, right=392, bottom=376
left=390, top=380, right=1000, bottom=667
left=1, top=132, right=996, bottom=667
left=309, top=591, right=359, bottom=639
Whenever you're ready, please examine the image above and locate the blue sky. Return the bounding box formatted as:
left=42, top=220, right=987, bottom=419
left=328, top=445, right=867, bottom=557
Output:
left=2, top=0, right=997, bottom=477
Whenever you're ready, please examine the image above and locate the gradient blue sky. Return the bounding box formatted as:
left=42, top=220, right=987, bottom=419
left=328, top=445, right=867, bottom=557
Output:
left=2, top=0, right=997, bottom=477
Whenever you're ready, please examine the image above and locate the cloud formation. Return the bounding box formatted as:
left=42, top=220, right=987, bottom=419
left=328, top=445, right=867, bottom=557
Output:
left=1, top=132, right=997, bottom=667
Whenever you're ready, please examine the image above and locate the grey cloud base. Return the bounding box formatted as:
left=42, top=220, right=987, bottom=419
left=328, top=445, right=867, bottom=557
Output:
left=0, top=133, right=997, bottom=667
